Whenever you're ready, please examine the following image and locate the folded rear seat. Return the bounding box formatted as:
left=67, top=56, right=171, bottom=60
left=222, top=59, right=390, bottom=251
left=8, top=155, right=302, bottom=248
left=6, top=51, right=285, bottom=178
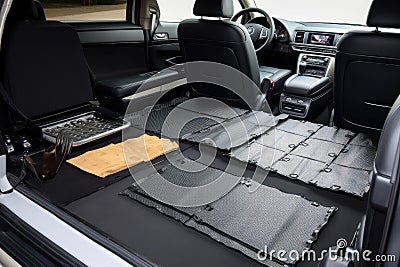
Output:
left=2, top=20, right=94, bottom=120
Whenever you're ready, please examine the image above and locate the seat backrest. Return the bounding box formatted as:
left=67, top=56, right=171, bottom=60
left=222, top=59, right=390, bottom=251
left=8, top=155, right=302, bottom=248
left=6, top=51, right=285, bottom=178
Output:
left=178, top=0, right=262, bottom=109
left=334, top=0, right=400, bottom=133
left=357, top=94, right=400, bottom=264
left=1, top=0, right=93, bottom=120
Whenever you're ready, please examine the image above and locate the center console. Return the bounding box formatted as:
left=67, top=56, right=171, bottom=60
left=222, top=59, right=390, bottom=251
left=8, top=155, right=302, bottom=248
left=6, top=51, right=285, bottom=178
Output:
left=279, top=53, right=335, bottom=119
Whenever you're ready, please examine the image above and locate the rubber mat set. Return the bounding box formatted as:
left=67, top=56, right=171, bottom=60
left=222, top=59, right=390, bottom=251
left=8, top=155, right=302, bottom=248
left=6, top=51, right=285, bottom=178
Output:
left=120, top=156, right=336, bottom=267
left=126, top=97, right=241, bottom=138
left=126, top=98, right=287, bottom=142
left=127, top=99, right=376, bottom=196
left=230, top=120, right=376, bottom=197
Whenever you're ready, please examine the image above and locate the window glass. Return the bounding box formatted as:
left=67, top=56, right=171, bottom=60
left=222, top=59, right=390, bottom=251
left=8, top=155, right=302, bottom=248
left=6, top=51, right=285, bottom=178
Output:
left=254, top=0, right=373, bottom=25
left=157, top=0, right=243, bottom=22
left=43, top=0, right=127, bottom=21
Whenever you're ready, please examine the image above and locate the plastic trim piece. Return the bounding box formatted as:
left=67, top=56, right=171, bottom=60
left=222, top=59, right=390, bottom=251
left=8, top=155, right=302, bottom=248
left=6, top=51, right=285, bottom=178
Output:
left=13, top=186, right=156, bottom=267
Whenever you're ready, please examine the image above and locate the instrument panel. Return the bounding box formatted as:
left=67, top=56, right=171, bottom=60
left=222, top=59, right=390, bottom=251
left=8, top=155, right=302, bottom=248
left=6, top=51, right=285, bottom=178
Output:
left=247, top=17, right=290, bottom=43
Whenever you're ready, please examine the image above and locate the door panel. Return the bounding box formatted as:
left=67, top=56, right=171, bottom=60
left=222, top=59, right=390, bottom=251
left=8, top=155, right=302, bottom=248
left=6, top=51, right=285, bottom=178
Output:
left=71, top=22, right=148, bottom=80
left=149, top=21, right=181, bottom=70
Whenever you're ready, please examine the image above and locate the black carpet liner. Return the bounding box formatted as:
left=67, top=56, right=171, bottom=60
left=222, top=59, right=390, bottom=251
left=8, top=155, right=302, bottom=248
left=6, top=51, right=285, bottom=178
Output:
left=229, top=123, right=376, bottom=197
left=120, top=158, right=336, bottom=266
left=231, top=142, right=286, bottom=170
left=292, top=139, right=344, bottom=163
left=311, top=126, right=355, bottom=145
left=126, top=97, right=243, bottom=139
left=177, top=99, right=248, bottom=119
left=127, top=99, right=376, bottom=196
left=126, top=98, right=287, bottom=149
left=256, top=129, right=307, bottom=152
left=276, top=120, right=322, bottom=137
left=333, top=145, right=376, bottom=171
left=188, top=183, right=336, bottom=266
left=184, top=112, right=288, bottom=150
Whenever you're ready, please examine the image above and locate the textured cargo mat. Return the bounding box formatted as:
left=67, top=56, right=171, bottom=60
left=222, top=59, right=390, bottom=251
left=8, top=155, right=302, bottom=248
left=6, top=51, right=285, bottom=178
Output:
left=126, top=97, right=250, bottom=139
left=120, top=156, right=242, bottom=221
left=188, top=183, right=336, bottom=266
left=126, top=97, right=376, bottom=196
left=126, top=98, right=223, bottom=138
left=183, top=112, right=288, bottom=150
left=229, top=124, right=376, bottom=197
left=120, top=157, right=336, bottom=266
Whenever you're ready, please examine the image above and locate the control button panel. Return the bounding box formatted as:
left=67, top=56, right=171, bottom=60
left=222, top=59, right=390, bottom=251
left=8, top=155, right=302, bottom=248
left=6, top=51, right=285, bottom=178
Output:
left=297, top=54, right=334, bottom=78
left=280, top=94, right=311, bottom=119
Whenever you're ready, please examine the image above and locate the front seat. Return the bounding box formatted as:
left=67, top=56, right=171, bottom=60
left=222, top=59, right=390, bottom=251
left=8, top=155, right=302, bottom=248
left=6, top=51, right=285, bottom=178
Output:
left=178, top=0, right=291, bottom=110
left=334, top=0, right=400, bottom=133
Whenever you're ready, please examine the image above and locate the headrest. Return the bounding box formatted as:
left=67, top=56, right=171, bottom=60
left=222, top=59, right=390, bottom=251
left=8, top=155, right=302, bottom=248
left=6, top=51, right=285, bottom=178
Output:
left=367, top=0, right=400, bottom=28
left=193, top=0, right=234, bottom=18
left=8, top=0, right=40, bottom=21
left=33, top=0, right=46, bottom=21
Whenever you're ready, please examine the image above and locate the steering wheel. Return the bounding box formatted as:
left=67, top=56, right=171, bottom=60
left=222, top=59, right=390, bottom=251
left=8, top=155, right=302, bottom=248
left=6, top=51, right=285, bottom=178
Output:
left=231, top=8, right=275, bottom=53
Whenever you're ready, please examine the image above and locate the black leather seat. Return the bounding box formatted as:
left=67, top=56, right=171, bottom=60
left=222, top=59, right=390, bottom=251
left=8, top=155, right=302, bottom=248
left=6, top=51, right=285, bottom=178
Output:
left=1, top=0, right=94, bottom=120
left=334, top=0, right=400, bottom=133
left=178, top=0, right=291, bottom=109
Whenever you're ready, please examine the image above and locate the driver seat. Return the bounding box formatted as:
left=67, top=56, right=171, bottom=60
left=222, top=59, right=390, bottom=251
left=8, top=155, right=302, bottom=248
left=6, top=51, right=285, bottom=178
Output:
left=178, top=0, right=291, bottom=109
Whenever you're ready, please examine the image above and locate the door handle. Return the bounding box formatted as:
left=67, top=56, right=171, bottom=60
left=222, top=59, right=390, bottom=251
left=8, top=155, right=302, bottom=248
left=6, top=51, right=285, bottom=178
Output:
left=154, top=33, right=168, bottom=40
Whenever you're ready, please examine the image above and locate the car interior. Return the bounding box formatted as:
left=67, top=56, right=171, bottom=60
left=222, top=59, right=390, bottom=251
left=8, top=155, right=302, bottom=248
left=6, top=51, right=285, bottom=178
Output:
left=1, top=0, right=400, bottom=266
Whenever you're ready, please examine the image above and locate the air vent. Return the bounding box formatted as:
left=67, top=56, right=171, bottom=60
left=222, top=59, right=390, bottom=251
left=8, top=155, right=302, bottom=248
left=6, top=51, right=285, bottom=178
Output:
left=336, top=34, right=343, bottom=45
left=295, top=31, right=305, bottom=43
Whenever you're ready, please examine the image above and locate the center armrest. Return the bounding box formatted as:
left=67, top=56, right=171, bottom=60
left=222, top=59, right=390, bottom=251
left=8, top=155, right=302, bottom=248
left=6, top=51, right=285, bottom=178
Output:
left=284, top=75, right=331, bottom=97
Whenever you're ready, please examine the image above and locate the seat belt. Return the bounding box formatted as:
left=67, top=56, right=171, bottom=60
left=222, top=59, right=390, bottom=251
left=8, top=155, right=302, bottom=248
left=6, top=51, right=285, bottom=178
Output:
left=0, top=83, right=42, bottom=139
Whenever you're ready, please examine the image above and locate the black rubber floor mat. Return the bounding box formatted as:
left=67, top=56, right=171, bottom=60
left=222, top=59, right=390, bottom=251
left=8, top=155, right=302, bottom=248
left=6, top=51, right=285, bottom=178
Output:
left=225, top=121, right=376, bottom=197
left=176, top=98, right=248, bottom=119
left=156, top=156, right=242, bottom=188
left=350, top=133, right=378, bottom=148
left=272, top=155, right=327, bottom=182
left=312, top=126, right=355, bottom=145
left=255, top=129, right=307, bottom=152
left=120, top=162, right=336, bottom=266
left=314, top=164, right=371, bottom=197
left=277, top=120, right=323, bottom=137
left=184, top=112, right=287, bottom=150
left=123, top=155, right=243, bottom=207
left=230, top=142, right=286, bottom=170
left=291, top=138, right=346, bottom=163
left=188, top=183, right=336, bottom=266
left=127, top=104, right=222, bottom=138
left=120, top=186, right=199, bottom=223
left=271, top=154, right=370, bottom=196
left=333, top=145, right=376, bottom=171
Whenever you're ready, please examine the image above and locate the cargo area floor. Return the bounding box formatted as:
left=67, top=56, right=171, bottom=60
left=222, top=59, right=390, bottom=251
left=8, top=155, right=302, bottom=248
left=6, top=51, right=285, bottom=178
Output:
left=63, top=144, right=367, bottom=267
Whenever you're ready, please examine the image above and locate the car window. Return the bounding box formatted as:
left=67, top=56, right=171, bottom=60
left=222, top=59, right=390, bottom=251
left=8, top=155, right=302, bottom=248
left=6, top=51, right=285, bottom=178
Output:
left=254, top=0, right=373, bottom=25
left=157, top=0, right=243, bottom=22
left=43, top=0, right=127, bottom=21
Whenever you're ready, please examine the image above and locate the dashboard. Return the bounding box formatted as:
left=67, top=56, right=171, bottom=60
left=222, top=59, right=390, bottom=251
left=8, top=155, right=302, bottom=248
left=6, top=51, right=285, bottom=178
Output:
left=248, top=14, right=371, bottom=56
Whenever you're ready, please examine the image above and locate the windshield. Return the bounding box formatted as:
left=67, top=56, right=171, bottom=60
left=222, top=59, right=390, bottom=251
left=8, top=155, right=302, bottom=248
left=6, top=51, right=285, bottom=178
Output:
left=254, top=0, right=373, bottom=25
